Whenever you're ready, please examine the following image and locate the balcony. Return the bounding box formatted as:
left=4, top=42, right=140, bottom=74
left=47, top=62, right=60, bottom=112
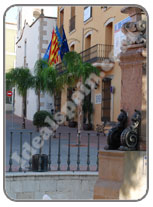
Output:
left=56, top=44, right=114, bottom=74
left=80, top=44, right=113, bottom=63
left=69, top=16, right=75, bottom=33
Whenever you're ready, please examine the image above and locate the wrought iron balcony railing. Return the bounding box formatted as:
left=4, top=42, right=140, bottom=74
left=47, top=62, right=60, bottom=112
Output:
left=69, top=16, right=75, bottom=33
left=56, top=44, right=114, bottom=74
left=80, top=44, right=113, bottom=63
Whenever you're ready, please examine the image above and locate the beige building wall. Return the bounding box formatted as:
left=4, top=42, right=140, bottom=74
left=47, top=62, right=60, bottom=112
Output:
left=58, top=6, right=128, bottom=50
left=57, top=6, right=129, bottom=128
left=5, top=22, right=17, bottom=72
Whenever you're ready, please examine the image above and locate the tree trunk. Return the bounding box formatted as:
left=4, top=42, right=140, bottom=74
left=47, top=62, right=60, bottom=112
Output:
left=37, top=90, right=41, bottom=112
left=22, top=94, right=26, bottom=129
left=77, top=78, right=83, bottom=144
left=77, top=102, right=83, bottom=134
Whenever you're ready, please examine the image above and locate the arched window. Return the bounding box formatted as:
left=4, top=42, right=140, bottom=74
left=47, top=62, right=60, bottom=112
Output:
left=84, top=34, right=91, bottom=62
left=105, top=22, right=113, bottom=46
left=104, top=17, right=115, bottom=57
left=70, top=44, right=75, bottom=51
left=69, top=41, right=75, bottom=51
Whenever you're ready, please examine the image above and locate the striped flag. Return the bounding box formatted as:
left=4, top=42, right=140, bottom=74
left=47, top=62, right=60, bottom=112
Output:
left=55, top=26, right=62, bottom=49
left=48, top=29, right=59, bottom=65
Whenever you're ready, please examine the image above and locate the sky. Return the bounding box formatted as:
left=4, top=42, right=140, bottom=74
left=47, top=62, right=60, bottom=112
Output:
left=5, top=6, right=18, bottom=23
left=5, top=6, right=57, bottom=23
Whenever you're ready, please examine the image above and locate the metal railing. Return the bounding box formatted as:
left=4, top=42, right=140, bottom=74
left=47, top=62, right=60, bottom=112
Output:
left=56, top=62, right=65, bottom=74
left=80, top=44, right=113, bottom=63
left=55, top=44, right=113, bottom=74
left=69, top=16, right=75, bottom=33
left=6, top=131, right=103, bottom=172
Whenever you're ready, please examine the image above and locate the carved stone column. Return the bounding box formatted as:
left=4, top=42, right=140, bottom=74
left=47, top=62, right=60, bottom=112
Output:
left=119, top=6, right=147, bottom=150
left=139, top=63, right=147, bottom=150
left=93, top=7, right=147, bottom=200
left=119, top=44, right=146, bottom=123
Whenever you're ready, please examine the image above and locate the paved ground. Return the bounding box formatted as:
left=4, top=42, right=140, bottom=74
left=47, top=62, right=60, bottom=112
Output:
left=5, top=112, right=107, bottom=172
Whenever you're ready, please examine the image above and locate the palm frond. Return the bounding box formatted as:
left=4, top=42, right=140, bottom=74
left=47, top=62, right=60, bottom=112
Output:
left=8, top=67, right=34, bottom=96
left=62, top=51, right=100, bottom=84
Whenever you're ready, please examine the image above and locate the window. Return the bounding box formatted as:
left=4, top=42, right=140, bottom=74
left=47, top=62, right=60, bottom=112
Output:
left=84, top=34, right=91, bottom=62
left=85, top=34, right=91, bottom=50
left=59, top=9, right=64, bottom=36
left=69, top=7, right=75, bottom=32
left=70, top=44, right=75, bottom=51
left=84, top=7, right=92, bottom=22
left=105, top=22, right=113, bottom=57
left=71, top=7, right=75, bottom=17
left=60, top=9, right=64, bottom=27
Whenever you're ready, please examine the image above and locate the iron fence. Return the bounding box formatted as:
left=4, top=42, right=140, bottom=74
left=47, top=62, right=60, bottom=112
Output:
left=6, top=130, right=104, bottom=172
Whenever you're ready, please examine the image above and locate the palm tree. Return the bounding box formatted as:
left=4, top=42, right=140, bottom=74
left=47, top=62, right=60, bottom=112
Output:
left=6, top=67, right=34, bottom=129
left=42, top=51, right=99, bottom=135
left=63, top=51, right=100, bottom=82
left=42, top=64, right=65, bottom=96
left=34, top=59, right=49, bottom=111
left=62, top=51, right=100, bottom=133
left=6, top=69, right=16, bottom=91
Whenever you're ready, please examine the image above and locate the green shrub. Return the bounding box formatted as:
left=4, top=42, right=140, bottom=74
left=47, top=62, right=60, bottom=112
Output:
left=33, top=110, right=53, bottom=128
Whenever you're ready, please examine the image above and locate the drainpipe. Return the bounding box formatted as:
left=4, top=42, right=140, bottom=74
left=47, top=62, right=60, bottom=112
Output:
left=111, top=92, right=114, bottom=121
left=111, top=86, right=115, bottom=121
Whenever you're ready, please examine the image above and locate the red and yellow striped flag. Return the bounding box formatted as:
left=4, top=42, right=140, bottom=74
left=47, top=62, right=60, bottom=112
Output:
left=48, top=29, right=59, bottom=65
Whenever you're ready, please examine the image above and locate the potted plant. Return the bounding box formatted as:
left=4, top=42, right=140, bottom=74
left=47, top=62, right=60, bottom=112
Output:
left=32, top=110, right=54, bottom=172
left=82, top=93, right=93, bottom=130
left=33, top=110, right=53, bottom=131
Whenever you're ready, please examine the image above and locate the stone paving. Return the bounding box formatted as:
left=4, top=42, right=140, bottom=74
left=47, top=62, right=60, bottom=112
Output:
left=5, top=112, right=107, bottom=172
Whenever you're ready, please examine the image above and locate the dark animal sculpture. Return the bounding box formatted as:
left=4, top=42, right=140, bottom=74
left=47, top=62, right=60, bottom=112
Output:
left=120, top=110, right=141, bottom=150
left=104, top=109, right=128, bottom=150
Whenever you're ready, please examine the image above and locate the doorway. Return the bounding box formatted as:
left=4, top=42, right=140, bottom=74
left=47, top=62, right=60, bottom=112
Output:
left=84, top=34, right=91, bottom=62
left=105, top=22, right=112, bottom=57
left=101, top=78, right=111, bottom=122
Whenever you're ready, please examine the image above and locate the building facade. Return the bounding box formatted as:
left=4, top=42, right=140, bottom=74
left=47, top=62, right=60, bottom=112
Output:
left=57, top=6, right=129, bottom=129
left=15, top=8, right=57, bottom=121
left=5, top=22, right=17, bottom=73
left=5, top=22, right=17, bottom=108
